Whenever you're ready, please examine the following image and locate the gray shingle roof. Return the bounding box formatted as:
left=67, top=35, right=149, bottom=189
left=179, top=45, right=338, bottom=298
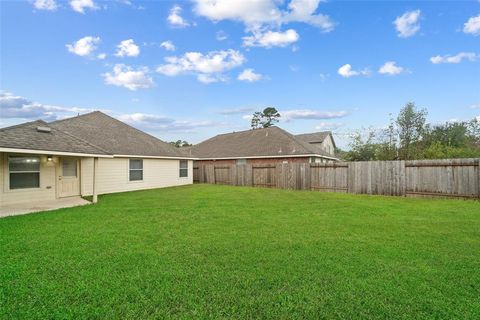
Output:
left=295, top=131, right=336, bottom=153
left=189, top=126, right=334, bottom=159
left=0, top=120, right=110, bottom=155
left=295, top=131, right=332, bottom=144
left=50, top=111, right=188, bottom=158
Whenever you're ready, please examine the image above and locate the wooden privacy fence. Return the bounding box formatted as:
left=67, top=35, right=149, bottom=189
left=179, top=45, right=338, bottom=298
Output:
left=193, top=158, right=480, bottom=199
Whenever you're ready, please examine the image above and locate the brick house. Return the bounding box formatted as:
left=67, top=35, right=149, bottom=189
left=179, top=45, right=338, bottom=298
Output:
left=188, top=126, right=338, bottom=166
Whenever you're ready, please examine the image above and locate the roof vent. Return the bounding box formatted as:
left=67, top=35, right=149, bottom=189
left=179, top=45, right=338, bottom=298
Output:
left=37, top=126, right=52, bottom=133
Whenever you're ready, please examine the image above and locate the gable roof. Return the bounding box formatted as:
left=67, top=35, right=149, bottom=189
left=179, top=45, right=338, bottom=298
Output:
left=0, top=120, right=110, bottom=156
left=296, top=131, right=331, bottom=143
left=295, top=131, right=336, bottom=149
left=189, top=126, right=336, bottom=159
left=50, top=111, right=189, bottom=158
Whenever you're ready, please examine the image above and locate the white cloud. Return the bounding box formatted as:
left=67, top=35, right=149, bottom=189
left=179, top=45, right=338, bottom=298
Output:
left=394, top=10, right=421, bottom=38
left=463, top=14, right=480, bottom=36
left=315, top=122, right=343, bottom=130
left=70, top=0, right=98, bottom=14
left=118, top=112, right=218, bottom=132
left=66, top=36, right=100, bottom=57
left=218, top=107, right=255, bottom=115
left=0, top=92, right=220, bottom=134
left=216, top=30, right=228, bottom=41
left=103, top=64, right=154, bottom=90
left=117, top=113, right=173, bottom=125
left=168, top=5, right=190, bottom=27
left=337, top=64, right=369, bottom=78
left=469, top=104, right=480, bottom=109
left=243, top=29, right=299, bottom=48
left=33, top=0, right=57, bottom=11
left=193, top=0, right=281, bottom=28
left=238, top=68, right=263, bottom=82
left=281, top=109, right=348, bottom=121
left=192, top=0, right=334, bottom=32
left=160, top=40, right=176, bottom=51
left=197, top=74, right=228, bottom=84
left=283, top=0, right=335, bottom=32
left=378, top=61, right=406, bottom=75
left=0, top=91, right=95, bottom=120
left=115, top=39, right=140, bottom=57
left=430, top=52, right=478, bottom=64
left=97, top=53, right=107, bottom=59
left=157, top=49, right=245, bottom=83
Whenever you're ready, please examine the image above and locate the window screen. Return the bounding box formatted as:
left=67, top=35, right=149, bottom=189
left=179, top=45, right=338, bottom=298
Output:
left=62, top=159, right=77, bottom=177
left=9, top=156, right=40, bottom=189
left=129, top=159, right=143, bottom=181
left=179, top=160, right=188, bottom=177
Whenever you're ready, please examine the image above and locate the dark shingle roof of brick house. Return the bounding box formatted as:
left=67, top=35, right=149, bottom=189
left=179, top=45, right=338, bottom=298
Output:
left=295, top=131, right=332, bottom=144
left=295, top=131, right=336, bottom=154
left=188, top=126, right=335, bottom=159
left=0, top=120, right=110, bottom=155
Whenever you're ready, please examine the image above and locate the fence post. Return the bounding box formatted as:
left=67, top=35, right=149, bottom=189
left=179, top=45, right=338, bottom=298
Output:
left=401, top=160, right=407, bottom=197
left=477, top=159, right=480, bottom=199
left=304, top=163, right=311, bottom=190
left=247, top=164, right=253, bottom=187
left=230, top=164, right=237, bottom=186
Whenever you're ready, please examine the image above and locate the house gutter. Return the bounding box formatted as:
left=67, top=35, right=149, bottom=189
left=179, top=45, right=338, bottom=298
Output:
left=0, top=147, right=113, bottom=158
left=196, top=154, right=339, bottom=161
left=113, top=154, right=198, bottom=160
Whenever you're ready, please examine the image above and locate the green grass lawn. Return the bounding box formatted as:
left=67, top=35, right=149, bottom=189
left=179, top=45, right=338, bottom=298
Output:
left=1, top=185, right=480, bottom=319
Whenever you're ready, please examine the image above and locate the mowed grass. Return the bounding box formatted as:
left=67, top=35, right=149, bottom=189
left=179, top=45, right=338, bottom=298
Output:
left=1, top=185, right=480, bottom=319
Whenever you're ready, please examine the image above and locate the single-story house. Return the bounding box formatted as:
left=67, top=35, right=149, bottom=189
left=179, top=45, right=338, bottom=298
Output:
left=188, top=126, right=338, bottom=166
left=0, top=111, right=194, bottom=207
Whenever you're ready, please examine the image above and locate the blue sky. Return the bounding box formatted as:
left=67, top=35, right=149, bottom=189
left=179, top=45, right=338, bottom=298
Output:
left=1, top=0, right=479, bottom=148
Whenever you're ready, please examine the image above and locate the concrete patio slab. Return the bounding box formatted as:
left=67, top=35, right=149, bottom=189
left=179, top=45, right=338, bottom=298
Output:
left=0, top=197, right=91, bottom=218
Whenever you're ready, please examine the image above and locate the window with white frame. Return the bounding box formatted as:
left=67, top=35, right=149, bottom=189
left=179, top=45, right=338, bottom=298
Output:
left=129, top=159, right=143, bottom=181
left=9, top=156, right=40, bottom=189
left=179, top=160, right=188, bottom=177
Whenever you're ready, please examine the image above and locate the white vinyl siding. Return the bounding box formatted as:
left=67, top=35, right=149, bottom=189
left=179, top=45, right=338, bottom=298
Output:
left=8, top=156, right=40, bottom=189
left=129, top=159, right=143, bottom=181
left=80, top=158, right=193, bottom=196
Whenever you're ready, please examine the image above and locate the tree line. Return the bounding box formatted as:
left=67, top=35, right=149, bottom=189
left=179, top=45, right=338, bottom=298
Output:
left=171, top=104, right=479, bottom=161
left=340, top=103, right=480, bottom=161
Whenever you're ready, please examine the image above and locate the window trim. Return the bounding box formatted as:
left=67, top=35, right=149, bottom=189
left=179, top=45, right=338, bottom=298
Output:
left=62, top=158, right=78, bottom=178
left=8, top=155, right=41, bottom=190
left=129, top=159, right=143, bottom=182
left=179, top=160, right=188, bottom=178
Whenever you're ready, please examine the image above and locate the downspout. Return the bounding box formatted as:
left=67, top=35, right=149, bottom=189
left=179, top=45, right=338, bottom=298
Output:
left=92, top=157, right=98, bottom=203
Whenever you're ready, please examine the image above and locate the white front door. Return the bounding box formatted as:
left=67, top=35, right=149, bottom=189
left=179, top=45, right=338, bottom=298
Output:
left=59, top=158, right=80, bottom=198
